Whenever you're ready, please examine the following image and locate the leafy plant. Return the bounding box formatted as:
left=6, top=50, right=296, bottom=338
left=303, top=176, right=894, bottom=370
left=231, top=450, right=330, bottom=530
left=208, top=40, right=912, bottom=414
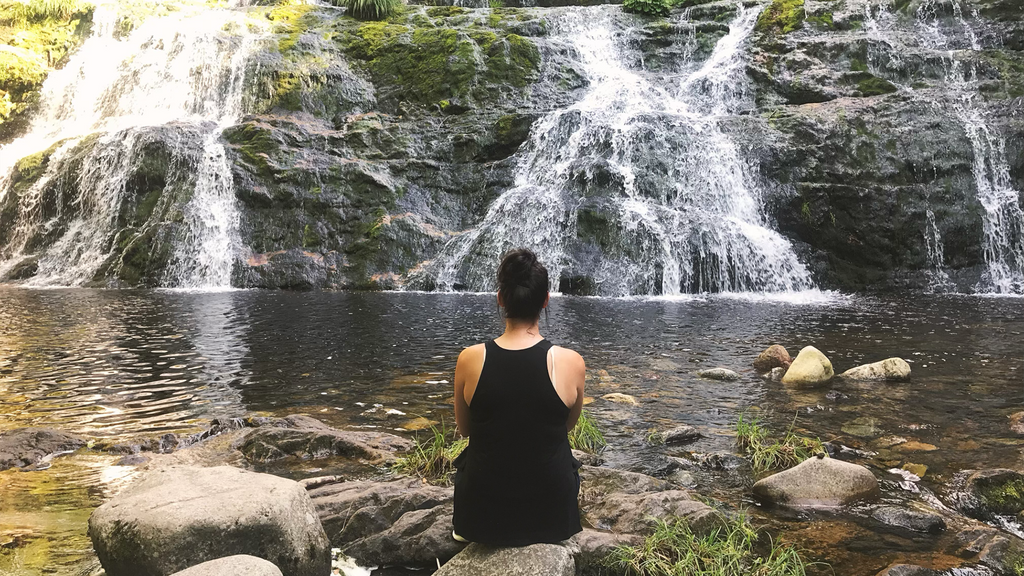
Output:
left=623, top=0, right=670, bottom=17
left=606, top=513, right=814, bottom=576
left=392, top=423, right=467, bottom=485
left=488, top=0, right=503, bottom=7
left=736, top=414, right=824, bottom=473
left=340, top=0, right=400, bottom=21
left=569, top=409, right=606, bottom=453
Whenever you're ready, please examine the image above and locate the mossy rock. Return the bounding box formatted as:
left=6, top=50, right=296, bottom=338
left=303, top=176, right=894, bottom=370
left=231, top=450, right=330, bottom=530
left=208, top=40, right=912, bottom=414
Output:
left=756, top=0, right=804, bottom=35
left=967, top=469, right=1024, bottom=517
left=840, top=72, right=898, bottom=97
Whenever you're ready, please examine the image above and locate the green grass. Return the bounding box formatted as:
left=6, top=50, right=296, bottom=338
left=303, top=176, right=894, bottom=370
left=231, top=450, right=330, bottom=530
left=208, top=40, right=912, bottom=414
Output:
left=339, top=0, right=400, bottom=21
left=606, top=513, right=813, bottom=576
left=735, top=415, right=824, bottom=473
left=2, top=0, right=85, bottom=22
left=391, top=423, right=467, bottom=486
left=646, top=427, right=666, bottom=445
left=569, top=409, right=606, bottom=453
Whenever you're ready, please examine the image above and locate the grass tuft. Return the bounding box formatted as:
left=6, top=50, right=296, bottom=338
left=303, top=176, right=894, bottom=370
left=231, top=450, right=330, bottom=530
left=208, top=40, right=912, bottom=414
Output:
left=2, top=0, right=86, bottom=22
left=606, top=513, right=813, bottom=576
left=391, top=423, right=467, bottom=486
left=338, top=0, right=400, bottom=21
left=736, top=415, right=824, bottom=473
left=569, top=409, right=606, bottom=453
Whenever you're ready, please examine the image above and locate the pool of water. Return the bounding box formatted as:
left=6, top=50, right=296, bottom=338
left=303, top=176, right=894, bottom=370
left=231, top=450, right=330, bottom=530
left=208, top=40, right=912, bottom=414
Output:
left=1, top=288, right=1022, bottom=575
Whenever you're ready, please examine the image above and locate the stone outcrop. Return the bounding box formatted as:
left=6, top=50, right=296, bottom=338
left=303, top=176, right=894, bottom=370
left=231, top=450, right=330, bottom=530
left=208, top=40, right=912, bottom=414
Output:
left=753, top=345, right=791, bottom=372
left=0, top=428, right=86, bottom=471
left=781, top=346, right=834, bottom=387
left=752, top=455, right=880, bottom=507
left=434, top=542, right=575, bottom=576
left=88, top=466, right=331, bottom=576
left=840, top=358, right=912, bottom=381
left=169, top=556, right=284, bottom=576
left=238, top=414, right=413, bottom=464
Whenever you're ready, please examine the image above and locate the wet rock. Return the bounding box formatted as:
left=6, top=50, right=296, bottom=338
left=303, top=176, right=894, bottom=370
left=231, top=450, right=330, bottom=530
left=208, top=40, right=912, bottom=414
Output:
left=902, top=463, right=928, bottom=478
left=963, top=468, right=1024, bottom=517
left=894, top=441, right=938, bottom=452
left=583, top=490, right=723, bottom=536
left=754, top=345, right=791, bottom=372
left=661, top=425, right=702, bottom=445
left=238, top=415, right=413, bottom=464
left=840, top=358, right=912, bottom=381
left=572, top=449, right=604, bottom=467
left=870, top=505, right=946, bottom=534
left=696, top=367, right=741, bottom=381
left=169, top=556, right=283, bottom=576
left=88, top=465, right=330, bottom=576
left=601, top=393, right=639, bottom=406
left=343, top=501, right=465, bottom=567
left=625, top=454, right=682, bottom=478
left=1010, top=412, right=1024, bottom=435
left=781, top=346, right=834, bottom=387
left=766, top=366, right=786, bottom=382
left=570, top=529, right=642, bottom=576
left=434, top=542, right=574, bottom=576
left=674, top=452, right=749, bottom=472
left=752, top=455, right=880, bottom=507
left=960, top=529, right=1024, bottom=575
left=0, top=428, right=86, bottom=471
left=578, top=466, right=671, bottom=504
left=876, top=565, right=941, bottom=576
left=115, top=454, right=150, bottom=466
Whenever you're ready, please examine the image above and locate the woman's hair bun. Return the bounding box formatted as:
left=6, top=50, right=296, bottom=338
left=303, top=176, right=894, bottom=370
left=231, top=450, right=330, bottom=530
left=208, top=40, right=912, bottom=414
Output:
left=497, top=248, right=548, bottom=320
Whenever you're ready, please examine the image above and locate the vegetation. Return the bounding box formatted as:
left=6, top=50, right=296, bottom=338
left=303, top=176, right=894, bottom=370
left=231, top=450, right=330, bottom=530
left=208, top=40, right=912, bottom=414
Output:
left=569, top=409, right=606, bottom=453
left=340, top=0, right=401, bottom=21
left=605, top=514, right=813, bottom=576
left=391, top=423, right=467, bottom=485
left=735, top=415, right=824, bottom=473
left=623, top=0, right=672, bottom=17
left=755, top=0, right=804, bottom=35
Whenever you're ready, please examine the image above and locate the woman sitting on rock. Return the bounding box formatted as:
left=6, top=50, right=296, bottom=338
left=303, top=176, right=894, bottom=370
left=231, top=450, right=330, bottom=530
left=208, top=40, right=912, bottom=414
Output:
left=452, top=248, right=586, bottom=546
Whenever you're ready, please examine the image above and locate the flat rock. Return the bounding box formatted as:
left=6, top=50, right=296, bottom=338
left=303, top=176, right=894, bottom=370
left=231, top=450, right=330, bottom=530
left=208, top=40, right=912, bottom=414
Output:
left=583, top=490, right=722, bottom=535
left=870, top=505, right=946, bottom=534
left=601, top=393, right=639, bottom=406
left=751, top=456, right=880, bottom=507
left=696, top=368, right=741, bottom=381
left=89, top=466, right=330, bottom=576
left=434, top=542, right=574, bottom=576
left=781, top=346, right=834, bottom=388
left=1010, top=412, right=1024, bottom=435
left=343, top=501, right=465, bottom=567
left=661, top=425, right=702, bottom=445
left=238, top=416, right=413, bottom=464
left=840, top=357, right=911, bottom=381
left=754, top=345, right=791, bottom=372
left=578, top=466, right=671, bottom=504
left=0, top=428, right=86, bottom=471
left=169, top=556, right=283, bottom=576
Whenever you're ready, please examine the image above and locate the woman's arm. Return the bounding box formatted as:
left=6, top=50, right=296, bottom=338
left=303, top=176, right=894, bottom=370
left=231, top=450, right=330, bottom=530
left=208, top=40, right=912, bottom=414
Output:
left=453, top=344, right=484, bottom=438
left=559, top=349, right=586, bottom=432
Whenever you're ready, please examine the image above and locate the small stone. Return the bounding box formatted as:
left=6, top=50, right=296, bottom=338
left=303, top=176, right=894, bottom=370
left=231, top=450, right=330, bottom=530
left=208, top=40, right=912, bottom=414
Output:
left=169, top=556, right=283, bottom=576
left=781, top=346, right=834, bottom=388
left=754, top=345, right=791, bottom=372
left=601, top=393, right=639, bottom=406
left=696, top=368, right=741, bottom=381
left=902, top=463, right=928, bottom=478
left=1009, top=412, right=1024, bottom=435
left=661, top=425, right=702, bottom=445
left=894, top=441, right=938, bottom=452
left=840, top=358, right=912, bottom=381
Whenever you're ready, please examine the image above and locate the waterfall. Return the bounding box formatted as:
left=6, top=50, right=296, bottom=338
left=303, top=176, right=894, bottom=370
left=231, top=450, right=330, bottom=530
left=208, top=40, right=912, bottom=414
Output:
left=0, top=1, right=262, bottom=288
left=411, top=4, right=814, bottom=296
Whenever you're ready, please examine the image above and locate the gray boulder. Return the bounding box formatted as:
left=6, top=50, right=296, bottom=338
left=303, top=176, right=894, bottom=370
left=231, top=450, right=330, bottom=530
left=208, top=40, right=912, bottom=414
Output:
left=781, top=346, right=834, bottom=388
left=570, top=529, right=642, bottom=576
left=583, top=490, right=722, bottom=535
left=239, top=415, right=413, bottom=464
left=578, top=466, right=672, bottom=505
left=752, top=455, right=880, bottom=507
left=434, top=542, right=574, bottom=576
left=870, top=506, right=946, bottom=534
left=0, top=428, right=85, bottom=471
left=169, top=556, right=283, bottom=576
left=342, top=501, right=465, bottom=567
left=696, top=368, right=741, bottom=381
left=88, top=466, right=330, bottom=576
left=840, top=358, right=912, bottom=381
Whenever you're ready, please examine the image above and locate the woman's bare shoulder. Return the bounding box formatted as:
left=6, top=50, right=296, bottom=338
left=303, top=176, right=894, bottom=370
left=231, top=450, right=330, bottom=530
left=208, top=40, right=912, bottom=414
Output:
left=458, top=343, right=487, bottom=363
left=551, top=345, right=585, bottom=369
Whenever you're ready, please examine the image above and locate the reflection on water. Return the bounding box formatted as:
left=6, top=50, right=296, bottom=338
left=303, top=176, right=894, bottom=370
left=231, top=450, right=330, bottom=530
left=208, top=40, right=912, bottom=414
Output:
left=0, top=288, right=1022, bottom=576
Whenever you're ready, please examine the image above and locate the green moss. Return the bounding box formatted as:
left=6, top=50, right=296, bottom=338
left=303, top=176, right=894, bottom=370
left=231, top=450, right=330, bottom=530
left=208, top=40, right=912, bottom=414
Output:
left=755, top=0, right=804, bottom=35
left=849, top=58, right=868, bottom=72
left=623, top=0, right=671, bottom=17
left=978, top=477, right=1024, bottom=514
left=302, top=223, right=320, bottom=247
left=806, top=11, right=833, bottom=28
left=224, top=123, right=280, bottom=176
left=979, top=49, right=1024, bottom=98
left=266, top=3, right=317, bottom=53
left=856, top=75, right=897, bottom=96
left=425, top=5, right=465, bottom=17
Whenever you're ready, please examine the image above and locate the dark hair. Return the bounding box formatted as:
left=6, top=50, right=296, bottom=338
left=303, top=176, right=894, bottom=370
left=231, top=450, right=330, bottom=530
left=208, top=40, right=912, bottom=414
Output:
left=497, top=248, right=549, bottom=320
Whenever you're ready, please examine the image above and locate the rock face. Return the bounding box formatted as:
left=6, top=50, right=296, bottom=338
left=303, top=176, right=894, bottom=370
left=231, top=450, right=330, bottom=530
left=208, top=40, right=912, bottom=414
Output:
left=753, top=345, right=791, bottom=372
left=434, top=543, right=575, bottom=576
left=0, top=428, right=86, bottom=471
left=169, top=556, right=283, bottom=576
left=751, top=456, right=880, bottom=507
left=962, top=468, right=1024, bottom=517
left=88, top=466, right=331, bottom=576
left=238, top=414, right=413, bottom=464
left=840, top=358, right=912, bottom=381
left=781, top=346, right=834, bottom=387
left=696, top=368, right=741, bottom=381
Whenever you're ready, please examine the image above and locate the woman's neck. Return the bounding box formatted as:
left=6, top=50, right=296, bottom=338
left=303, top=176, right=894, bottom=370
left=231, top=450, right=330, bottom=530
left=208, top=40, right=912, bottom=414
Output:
left=496, top=318, right=543, bottom=348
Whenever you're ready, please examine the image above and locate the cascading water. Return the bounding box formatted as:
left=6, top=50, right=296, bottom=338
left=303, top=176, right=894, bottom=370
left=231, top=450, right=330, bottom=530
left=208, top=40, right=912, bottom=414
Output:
left=412, top=4, right=814, bottom=296
left=0, top=1, right=263, bottom=288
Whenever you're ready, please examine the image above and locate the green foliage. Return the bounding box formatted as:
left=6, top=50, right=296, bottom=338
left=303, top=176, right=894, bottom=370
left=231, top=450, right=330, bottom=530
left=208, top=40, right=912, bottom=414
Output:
left=849, top=58, right=868, bottom=72
left=805, top=11, right=833, bottom=28
left=2, top=0, right=84, bottom=22
left=735, top=415, right=824, bottom=473
left=606, top=514, right=813, bottom=576
left=392, top=423, right=468, bottom=485
left=341, top=0, right=400, bottom=21
left=623, top=0, right=671, bottom=17
left=302, top=223, right=320, bottom=248
left=755, top=0, right=804, bottom=35
left=569, top=409, right=606, bottom=453
left=855, top=75, right=897, bottom=96
left=488, top=0, right=503, bottom=7
left=646, top=428, right=665, bottom=445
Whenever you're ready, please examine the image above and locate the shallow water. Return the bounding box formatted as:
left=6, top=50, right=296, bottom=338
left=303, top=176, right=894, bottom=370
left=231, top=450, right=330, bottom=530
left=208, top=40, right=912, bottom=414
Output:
left=1, top=288, right=1022, bottom=575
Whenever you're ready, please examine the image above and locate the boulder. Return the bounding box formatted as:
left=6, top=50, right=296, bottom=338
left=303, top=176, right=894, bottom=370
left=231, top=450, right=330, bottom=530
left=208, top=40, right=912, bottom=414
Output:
left=434, top=542, right=574, bottom=576
left=169, top=556, right=283, bottom=576
left=870, top=505, right=946, bottom=534
left=696, top=368, right=741, bottom=381
left=780, top=346, right=834, bottom=387
left=570, top=529, right=642, bottom=576
left=751, top=455, right=880, bottom=507
left=88, top=466, right=330, bottom=576
left=963, top=468, right=1024, bottom=517
left=238, top=415, right=413, bottom=464
left=753, top=345, right=791, bottom=372
left=0, top=428, right=86, bottom=471
left=840, top=358, right=912, bottom=381
left=1010, top=412, right=1024, bottom=435
left=578, top=466, right=672, bottom=505
left=583, top=490, right=723, bottom=535
left=342, top=501, right=465, bottom=567
left=661, top=425, right=702, bottom=445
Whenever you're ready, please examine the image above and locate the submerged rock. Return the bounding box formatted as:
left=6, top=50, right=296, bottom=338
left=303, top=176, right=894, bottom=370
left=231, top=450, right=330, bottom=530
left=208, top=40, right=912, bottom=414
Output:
left=238, top=414, right=413, bottom=464
left=753, top=345, right=791, bottom=372
left=696, top=367, right=741, bottom=381
left=781, top=346, right=834, bottom=387
left=0, top=428, right=86, bottom=471
left=88, top=465, right=330, bottom=576
left=752, top=455, right=880, bottom=507
left=840, top=358, right=912, bottom=381
left=169, top=556, right=283, bottom=576
left=870, top=505, right=946, bottom=534
left=601, top=393, right=639, bottom=406
left=434, top=542, right=574, bottom=576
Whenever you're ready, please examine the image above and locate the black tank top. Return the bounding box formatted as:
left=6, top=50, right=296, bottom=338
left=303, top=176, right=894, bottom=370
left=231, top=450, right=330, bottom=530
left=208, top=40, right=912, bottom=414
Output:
left=452, top=339, right=582, bottom=546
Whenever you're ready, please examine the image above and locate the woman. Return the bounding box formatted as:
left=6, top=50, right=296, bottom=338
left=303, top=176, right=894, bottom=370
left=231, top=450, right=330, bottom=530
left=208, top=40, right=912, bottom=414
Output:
left=452, top=248, right=586, bottom=546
